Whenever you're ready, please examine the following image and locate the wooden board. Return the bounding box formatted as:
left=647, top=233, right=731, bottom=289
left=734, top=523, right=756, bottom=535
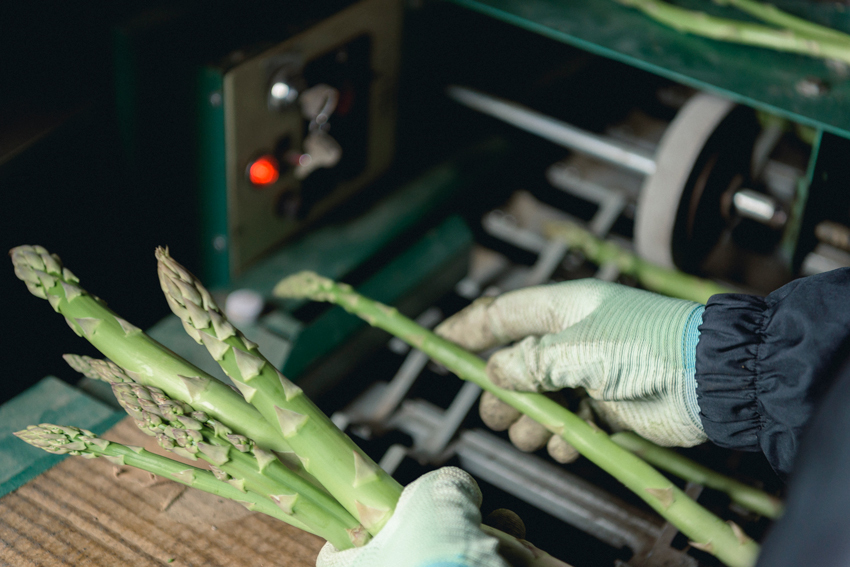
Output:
left=0, top=418, right=325, bottom=566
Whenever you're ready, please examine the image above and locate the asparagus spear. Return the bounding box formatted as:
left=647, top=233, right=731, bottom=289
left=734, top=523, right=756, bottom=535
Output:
left=717, top=0, right=850, bottom=46
left=611, top=432, right=783, bottom=519
left=14, top=424, right=321, bottom=537
left=543, top=221, right=734, bottom=303
left=273, top=272, right=760, bottom=567
left=619, top=0, right=850, bottom=65
left=108, top=378, right=369, bottom=549
left=10, top=245, right=290, bottom=454
left=155, top=248, right=403, bottom=534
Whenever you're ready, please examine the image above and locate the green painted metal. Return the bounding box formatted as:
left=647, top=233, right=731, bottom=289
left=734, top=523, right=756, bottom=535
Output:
left=0, top=377, right=124, bottom=497
left=196, top=68, right=230, bottom=287
left=789, top=130, right=850, bottom=269
left=781, top=126, right=823, bottom=264
left=448, top=0, right=850, bottom=138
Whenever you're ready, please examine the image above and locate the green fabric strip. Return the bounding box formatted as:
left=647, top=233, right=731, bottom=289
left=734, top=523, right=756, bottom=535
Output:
left=0, top=377, right=124, bottom=497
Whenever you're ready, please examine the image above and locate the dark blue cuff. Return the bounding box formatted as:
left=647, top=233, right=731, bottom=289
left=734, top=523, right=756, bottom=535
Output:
left=695, top=294, right=765, bottom=454
left=696, top=268, right=850, bottom=478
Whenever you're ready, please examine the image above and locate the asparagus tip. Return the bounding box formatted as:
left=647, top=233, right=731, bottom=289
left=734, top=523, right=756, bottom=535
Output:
left=13, top=423, right=98, bottom=455
left=63, top=354, right=98, bottom=379
left=10, top=245, right=68, bottom=299
left=272, top=271, right=335, bottom=300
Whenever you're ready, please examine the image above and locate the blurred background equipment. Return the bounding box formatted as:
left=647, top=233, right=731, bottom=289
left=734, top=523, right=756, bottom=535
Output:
left=4, top=0, right=850, bottom=565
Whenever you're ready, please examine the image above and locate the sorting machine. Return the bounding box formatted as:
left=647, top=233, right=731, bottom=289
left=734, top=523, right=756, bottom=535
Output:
left=4, top=0, right=850, bottom=565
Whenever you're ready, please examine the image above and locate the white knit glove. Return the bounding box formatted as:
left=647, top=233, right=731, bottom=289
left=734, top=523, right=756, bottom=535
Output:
left=435, top=280, right=707, bottom=448
left=317, top=467, right=509, bottom=567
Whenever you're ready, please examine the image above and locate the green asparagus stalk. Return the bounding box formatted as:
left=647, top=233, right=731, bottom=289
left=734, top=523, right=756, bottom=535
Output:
left=618, top=0, right=850, bottom=65
left=14, top=424, right=322, bottom=537
left=155, top=247, right=402, bottom=534
left=273, top=272, right=760, bottom=567
left=108, top=378, right=368, bottom=549
left=543, top=221, right=734, bottom=303
left=717, top=0, right=850, bottom=46
left=10, top=245, right=290, bottom=454
left=611, top=432, right=783, bottom=519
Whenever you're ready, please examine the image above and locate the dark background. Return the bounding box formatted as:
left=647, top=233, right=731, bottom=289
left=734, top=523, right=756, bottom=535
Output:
left=0, top=0, right=350, bottom=402
left=0, top=0, right=666, bottom=404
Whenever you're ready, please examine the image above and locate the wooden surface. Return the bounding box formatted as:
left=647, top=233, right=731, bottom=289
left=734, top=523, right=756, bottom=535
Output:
left=0, top=418, right=325, bottom=566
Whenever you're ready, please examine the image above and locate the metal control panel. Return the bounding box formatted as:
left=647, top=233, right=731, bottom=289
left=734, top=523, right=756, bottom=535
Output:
left=199, top=0, right=402, bottom=284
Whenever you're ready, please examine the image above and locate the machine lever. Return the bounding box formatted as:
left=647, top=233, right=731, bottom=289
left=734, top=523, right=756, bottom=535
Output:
left=292, top=130, right=343, bottom=179
left=300, top=84, right=340, bottom=127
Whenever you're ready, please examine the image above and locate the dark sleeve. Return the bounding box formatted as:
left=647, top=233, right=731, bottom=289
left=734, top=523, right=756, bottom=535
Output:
left=755, top=360, right=850, bottom=567
left=695, top=268, right=850, bottom=477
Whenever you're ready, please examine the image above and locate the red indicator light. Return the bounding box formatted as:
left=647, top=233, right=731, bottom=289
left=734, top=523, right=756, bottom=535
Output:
left=247, top=155, right=280, bottom=186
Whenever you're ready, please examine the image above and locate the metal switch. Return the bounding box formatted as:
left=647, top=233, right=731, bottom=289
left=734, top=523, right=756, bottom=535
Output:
left=299, top=84, right=340, bottom=126
left=293, top=130, right=343, bottom=179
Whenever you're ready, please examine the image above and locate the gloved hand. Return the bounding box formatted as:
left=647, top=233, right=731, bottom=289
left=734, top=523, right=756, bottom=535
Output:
left=317, top=467, right=510, bottom=567
left=435, top=279, right=707, bottom=450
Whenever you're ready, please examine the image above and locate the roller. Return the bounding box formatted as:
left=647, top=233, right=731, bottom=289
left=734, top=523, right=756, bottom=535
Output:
left=448, top=85, right=783, bottom=272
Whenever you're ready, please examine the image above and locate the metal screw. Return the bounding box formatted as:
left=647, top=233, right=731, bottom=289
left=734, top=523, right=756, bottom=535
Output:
left=269, top=80, right=299, bottom=107
left=209, top=91, right=223, bottom=107
left=268, top=66, right=301, bottom=111
left=795, top=77, right=829, bottom=98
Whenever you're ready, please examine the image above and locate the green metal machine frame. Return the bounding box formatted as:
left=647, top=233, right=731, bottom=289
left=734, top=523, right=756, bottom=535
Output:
left=448, top=0, right=850, bottom=270
left=449, top=0, right=850, bottom=137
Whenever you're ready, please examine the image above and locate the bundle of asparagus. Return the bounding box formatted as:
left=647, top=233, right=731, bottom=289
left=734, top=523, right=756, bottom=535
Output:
left=620, top=0, right=850, bottom=65
left=9, top=245, right=566, bottom=567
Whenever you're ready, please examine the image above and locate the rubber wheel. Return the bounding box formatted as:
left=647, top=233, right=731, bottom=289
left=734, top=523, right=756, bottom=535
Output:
left=634, top=93, right=758, bottom=272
